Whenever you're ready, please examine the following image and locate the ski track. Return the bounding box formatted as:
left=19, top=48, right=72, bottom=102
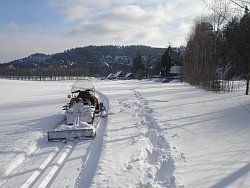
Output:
left=123, top=89, right=176, bottom=187
left=2, top=90, right=109, bottom=188
left=21, top=146, right=62, bottom=188
left=2, top=136, right=86, bottom=188
left=74, top=90, right=109, bottom=187
left=28, top=143, right=76, bottom=188
left=38, top=144, right=75, bottom=188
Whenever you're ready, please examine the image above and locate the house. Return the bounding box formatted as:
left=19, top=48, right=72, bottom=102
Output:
left=107, top=73, right=115, bottom=80
left=107, top=71, right=125, bottom=80
left=124, top=73, right=135, bottom=80
left=170, top=66, right=182, bottom=77
left=114, top=71, right=124, bottom=79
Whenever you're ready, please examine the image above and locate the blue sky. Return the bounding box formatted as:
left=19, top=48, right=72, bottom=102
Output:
left=0, top=0, right=205, bottom=63
left=1, top=1, right=54, bottom=25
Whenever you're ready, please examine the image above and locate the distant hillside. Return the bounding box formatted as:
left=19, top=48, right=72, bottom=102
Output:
left=0, top=45, right=184, bottom=77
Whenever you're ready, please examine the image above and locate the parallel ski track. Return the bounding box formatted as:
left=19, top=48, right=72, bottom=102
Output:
left=21, top=143, right=76, bottom=188
left=18, top=91, right=109, bottom=188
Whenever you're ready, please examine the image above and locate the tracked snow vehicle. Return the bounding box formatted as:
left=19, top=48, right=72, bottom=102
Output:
left=48, top=79, right=107, bottom=141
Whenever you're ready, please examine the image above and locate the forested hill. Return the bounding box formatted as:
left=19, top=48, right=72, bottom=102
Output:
left=0, top=45, right=184, bottom=77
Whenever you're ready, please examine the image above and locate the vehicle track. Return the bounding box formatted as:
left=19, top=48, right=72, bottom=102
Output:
left=74, top=90, right=109, bottom=187
left=21, top=143, right=76, bottom=188
left=18, top=131, right=98, bottom=188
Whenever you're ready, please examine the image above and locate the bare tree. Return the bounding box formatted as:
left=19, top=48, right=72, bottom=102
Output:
left=183, top=17, right=218, bottom=90
left=203, top=0, right=232, bottom=32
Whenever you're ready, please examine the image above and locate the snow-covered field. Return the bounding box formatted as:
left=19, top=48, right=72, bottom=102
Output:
left=0, top=79, right=249, bottom=188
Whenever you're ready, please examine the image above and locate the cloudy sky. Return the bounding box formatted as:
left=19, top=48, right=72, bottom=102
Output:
left=0, top=0, right=205, bottom=63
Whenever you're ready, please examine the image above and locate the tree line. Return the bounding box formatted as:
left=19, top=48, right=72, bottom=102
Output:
left=0, top=45, right=184, bottom=81
left=183, top=0, right=249, bottom=94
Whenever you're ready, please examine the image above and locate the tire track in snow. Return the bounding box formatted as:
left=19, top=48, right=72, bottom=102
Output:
left=20, top=143, right=76, bottom=188
left=125, top=89, right=176, bottom=187
left=21, top=146, right=62, bottom=188
left=74, top=91, right=109, bottom=188
left=37, top=144, right=75, bottom=188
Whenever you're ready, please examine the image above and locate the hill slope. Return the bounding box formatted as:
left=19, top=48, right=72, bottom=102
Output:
left=1, top=45, right=184, bottom=77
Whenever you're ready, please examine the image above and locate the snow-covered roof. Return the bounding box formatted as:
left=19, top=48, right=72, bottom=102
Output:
left=170, top=66, right=182, bottom=74
left=107, top=73, right=115, bottom=79
left=124, top=73, right=135, bottom=78
left=114, top=71, right=124, bottom=78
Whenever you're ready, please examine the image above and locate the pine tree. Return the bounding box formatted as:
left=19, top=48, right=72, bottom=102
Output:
left=161, top=45, right=173, bottom=77
left=145, top=55, right=153, bottom=77
left=239, top=12, right=250, bottom=94
left=133, top=50, right=146, bottom=79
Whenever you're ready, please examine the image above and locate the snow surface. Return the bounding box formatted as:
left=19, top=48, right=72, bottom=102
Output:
left=0, top=79, right=249, bottom=188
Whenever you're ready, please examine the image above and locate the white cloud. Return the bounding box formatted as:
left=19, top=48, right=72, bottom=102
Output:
left=48, top=0, right=111, bottom=8
left=59, top=6, right=93, bottom=22
left=0, top=0, right=206, bottom=62
left=69, top=5, right=155, bottom=34
left=101, top=5, right=152, bottom=23
left=65, top=1, right=203, bottom=47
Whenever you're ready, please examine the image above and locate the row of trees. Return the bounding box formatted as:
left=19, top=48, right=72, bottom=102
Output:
left=0, top=64, right=92, bottom=81
left=183, top=0, right=249, bottom=93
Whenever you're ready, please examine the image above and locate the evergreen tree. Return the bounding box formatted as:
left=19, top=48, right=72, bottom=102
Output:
left=153, top=58, right=162, bottom=76
left=239, top=11, right=250, bottom=94
left=145, top=55, right=153, bottom=77
left=161, top=45, right=173, bottom=77
left=224, top=16, right=243, bottom=78
left=223, top=12, right=250, bottom=94
left=133, top=50, right=146, bottom=79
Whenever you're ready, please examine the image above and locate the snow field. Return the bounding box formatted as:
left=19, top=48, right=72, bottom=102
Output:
left=0, top=79, right=249, bottom=187
left=90, top=81, right=177, bottom=187
left=145, top=82, right=250, bottom=187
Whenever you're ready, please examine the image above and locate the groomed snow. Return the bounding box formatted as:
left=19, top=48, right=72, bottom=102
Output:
left=0, top=79, right=249, bottom=187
